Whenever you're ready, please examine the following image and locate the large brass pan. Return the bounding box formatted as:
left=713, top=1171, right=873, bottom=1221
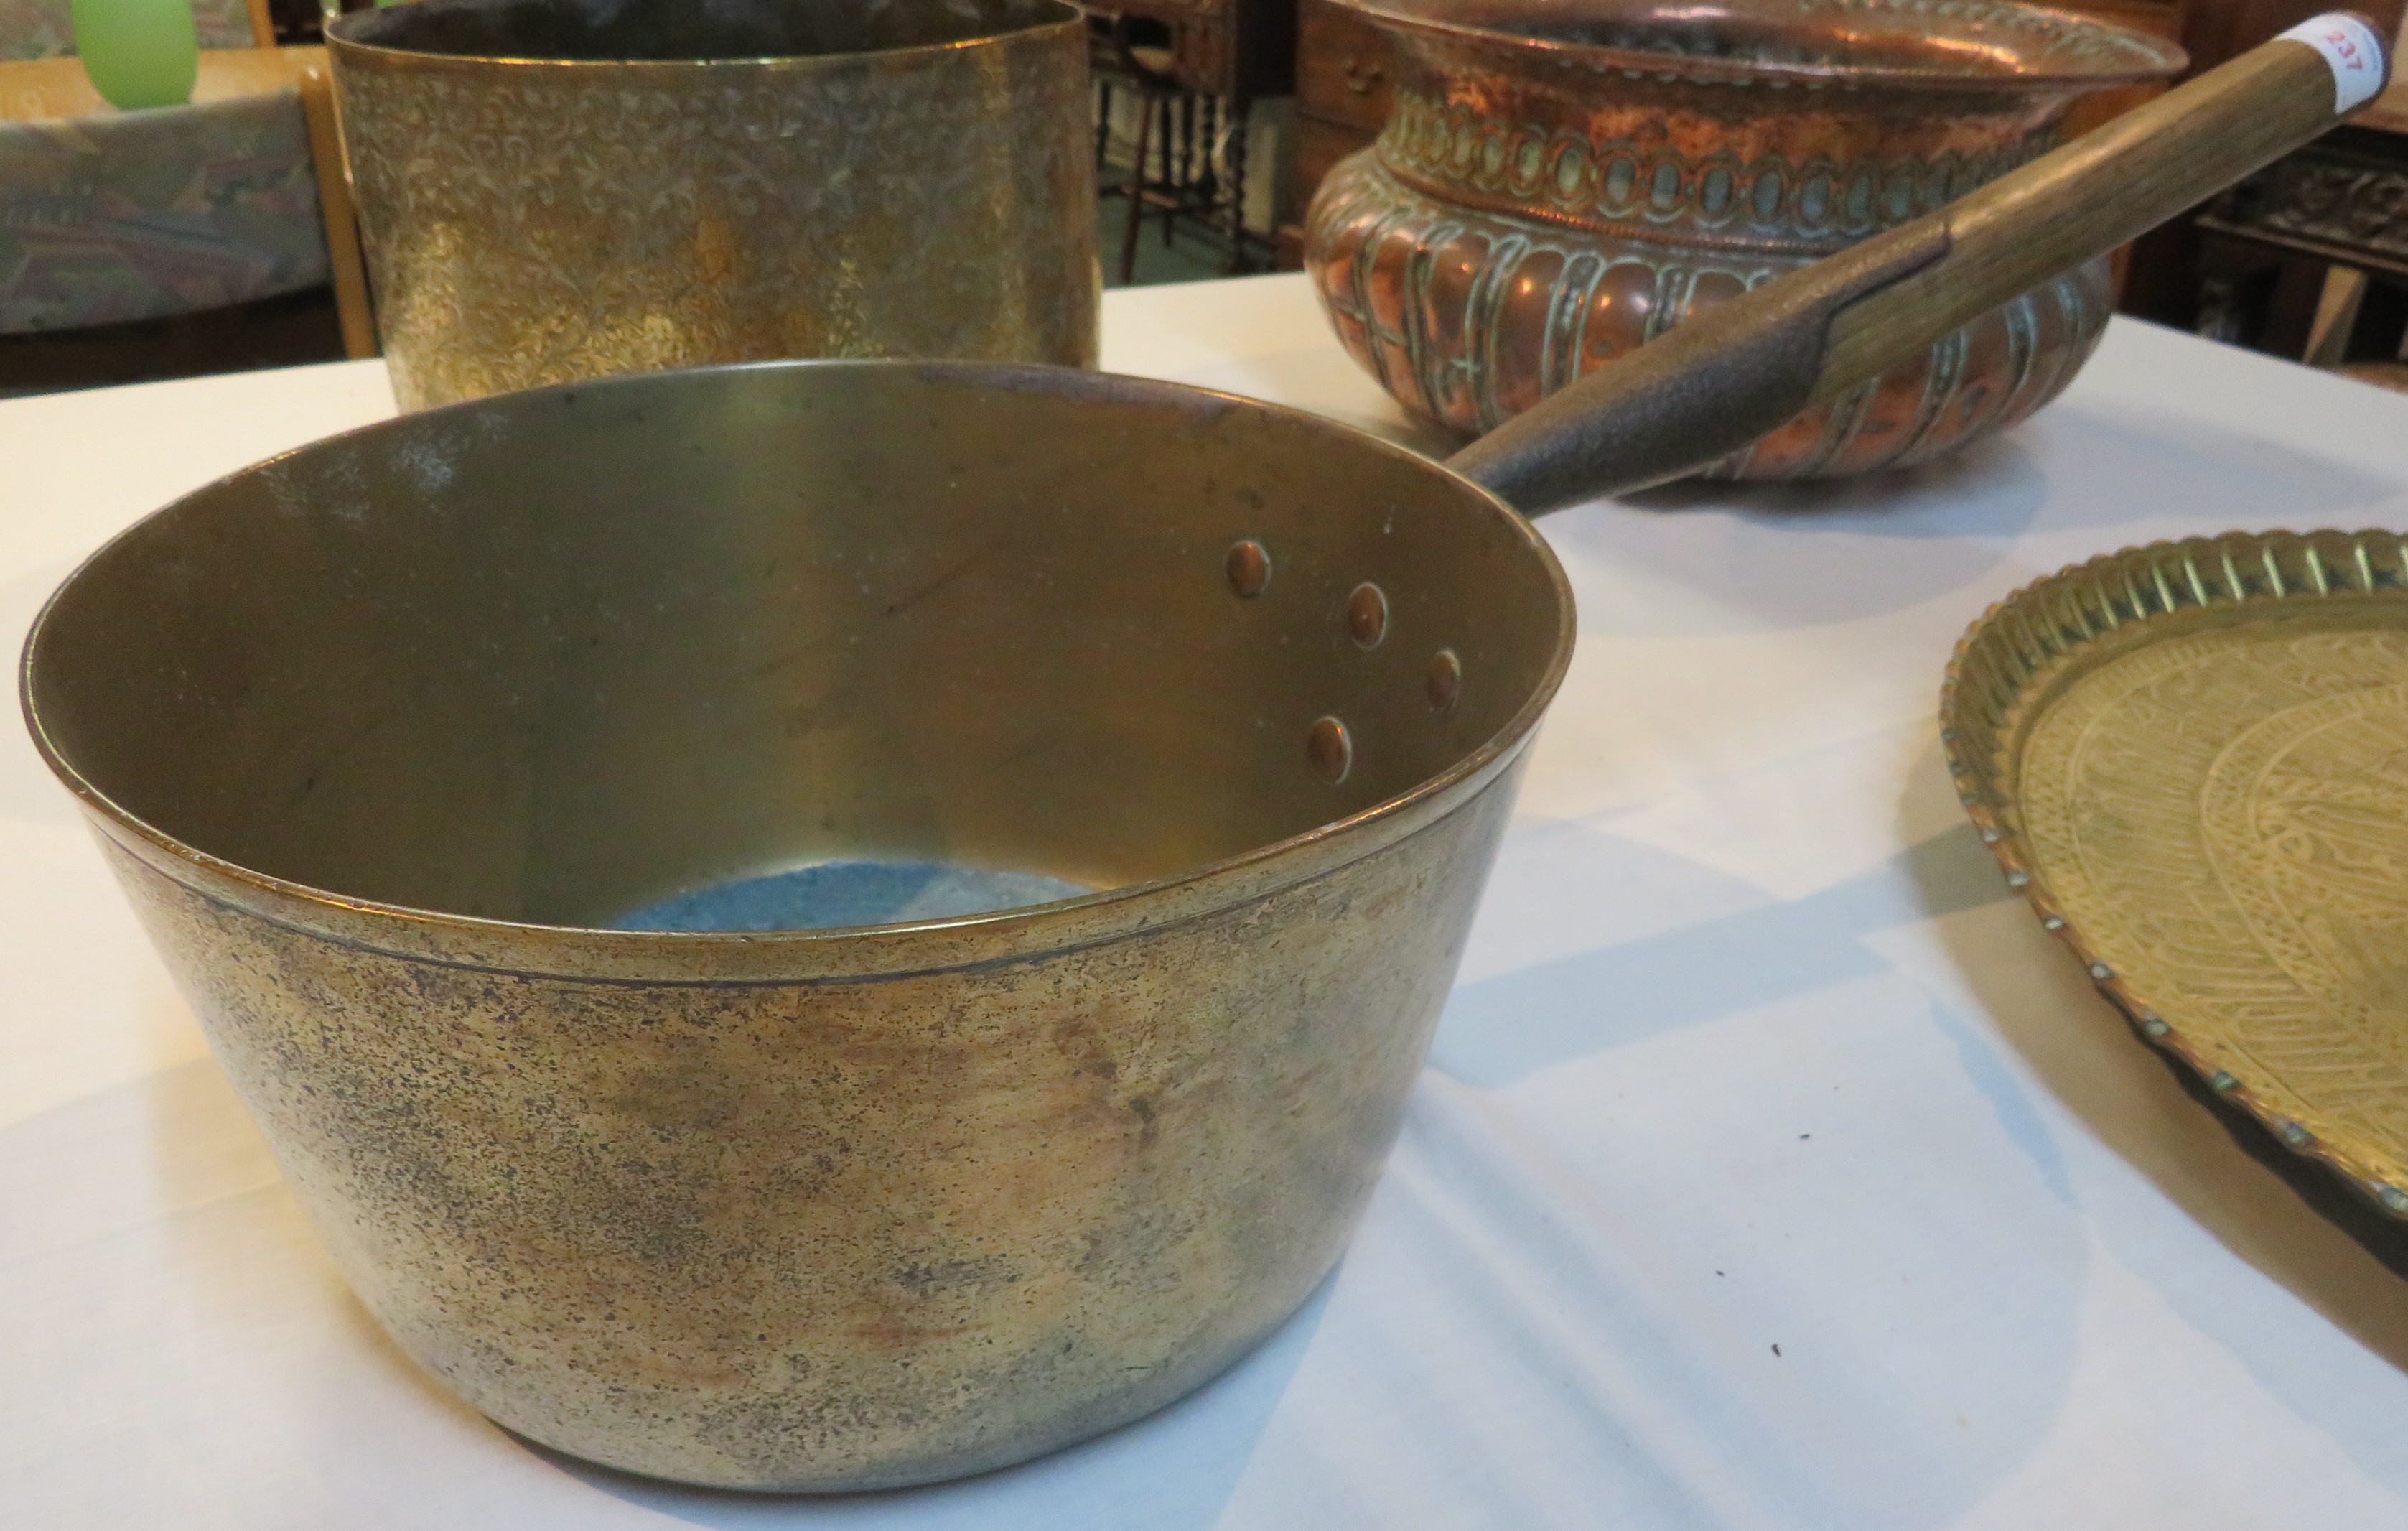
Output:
left=25, top=361, right=1567, bottom=1489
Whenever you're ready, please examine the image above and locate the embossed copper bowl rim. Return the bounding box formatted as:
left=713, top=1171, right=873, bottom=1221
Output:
left=20, top=360, right=1576, bottom=986
left=323, top=0, right=1086, bottom=70
left=1939, top=528, right=2408, bottom=1219
left=1336, top=0, right=2185, bottom=91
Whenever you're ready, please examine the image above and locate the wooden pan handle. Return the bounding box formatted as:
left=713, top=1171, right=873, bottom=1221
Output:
left=1822, top=17, right=2389, bottom=401
left=1450, top=13, right=2394, bottom=514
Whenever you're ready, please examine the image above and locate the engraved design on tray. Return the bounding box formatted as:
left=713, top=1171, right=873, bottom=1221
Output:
left=2015, top=613, right=2408, bottom=1175
left=2206, top=679, right=2408, bottom=1028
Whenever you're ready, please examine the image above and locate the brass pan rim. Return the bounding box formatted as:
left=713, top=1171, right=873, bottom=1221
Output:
left=21, top=358, right=1577, bottom=985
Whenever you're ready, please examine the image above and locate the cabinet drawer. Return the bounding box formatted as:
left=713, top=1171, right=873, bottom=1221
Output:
left=1296, top=0, right=1394, bottom=132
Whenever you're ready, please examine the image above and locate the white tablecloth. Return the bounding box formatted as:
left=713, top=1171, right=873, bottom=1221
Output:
left=11, top=274, right=2408, bottom=1527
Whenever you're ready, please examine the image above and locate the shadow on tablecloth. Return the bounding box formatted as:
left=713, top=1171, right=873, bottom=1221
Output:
left=1601, top=402, right=2399, bottom=630
left=1910, top=821, right=2408, bottom=1494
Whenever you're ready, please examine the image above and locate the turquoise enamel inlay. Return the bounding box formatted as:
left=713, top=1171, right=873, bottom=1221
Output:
left=1603, top=155, right=1636, bottom=210
left=1700, top=166, right=1733, bottom=219
left=1844, top=173, right=1875, bottom=228
left=1753, top=167, right=1784, bottom=223
left=1650, top=160, right=1681, bottom=213
left=1553, top=141, right=1586, bottom=200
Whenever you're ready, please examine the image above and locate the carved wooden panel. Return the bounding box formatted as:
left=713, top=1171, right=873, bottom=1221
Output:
left=2200, top=134, right=2408, bottom=284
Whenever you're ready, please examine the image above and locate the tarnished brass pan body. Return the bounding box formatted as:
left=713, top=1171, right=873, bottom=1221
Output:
left=21, top=362, right=1572, bottom=1490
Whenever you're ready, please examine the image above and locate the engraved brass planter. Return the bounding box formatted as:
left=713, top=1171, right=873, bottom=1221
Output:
left=326, top=0, right=1100, bottom=409
left=22, top=360, right=1572, bottom=1492
left=1943, top=531, right=2408, bottom=1219
left=1303, top=0, right=2183, bottom=478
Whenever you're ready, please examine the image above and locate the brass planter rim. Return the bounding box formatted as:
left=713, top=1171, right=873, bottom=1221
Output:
left=20, top=358, right=1577, bottom=982
left=323, top=0, right=1086, bottom=72
left=1333, top=0, right=2185, bottom=93
left=1939, top=528, right=2408, bottom=1221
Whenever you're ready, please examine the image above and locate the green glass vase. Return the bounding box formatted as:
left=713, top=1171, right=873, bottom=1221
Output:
left=72, top=0, right=200, bottom=112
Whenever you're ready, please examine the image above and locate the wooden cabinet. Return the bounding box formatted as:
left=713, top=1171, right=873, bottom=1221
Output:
left=1293, top=0, right=1391, bottom=132
left=2178, top=0, right=2402, bottom=77
left=2119, top=0, right=2407, bottom=328
left=1277, top=0, right=1383, bottom=263
left=1098, top=0, right=1298, bottom=102
left=1285, top=0, right=1386, bottom=235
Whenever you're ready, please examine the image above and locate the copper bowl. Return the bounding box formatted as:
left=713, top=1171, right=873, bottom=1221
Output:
left=1304, top=0, right=2185, bottom=480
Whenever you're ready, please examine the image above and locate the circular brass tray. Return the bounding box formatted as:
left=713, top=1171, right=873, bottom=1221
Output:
left=1942, top=530, right=2408, bottom=1216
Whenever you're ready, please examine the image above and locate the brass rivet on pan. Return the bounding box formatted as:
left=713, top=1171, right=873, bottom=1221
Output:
left=1426, top=648, right=1461, bottom=714
left=1226, top=539, right=1272, bottom=597
left=1307, top=716, right=1353, bottom=784
left=1347, top=582, right=1389, bottom=647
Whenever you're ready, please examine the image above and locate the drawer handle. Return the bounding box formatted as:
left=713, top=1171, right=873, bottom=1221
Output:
left=1342, top=57, right=1383, bottom=93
